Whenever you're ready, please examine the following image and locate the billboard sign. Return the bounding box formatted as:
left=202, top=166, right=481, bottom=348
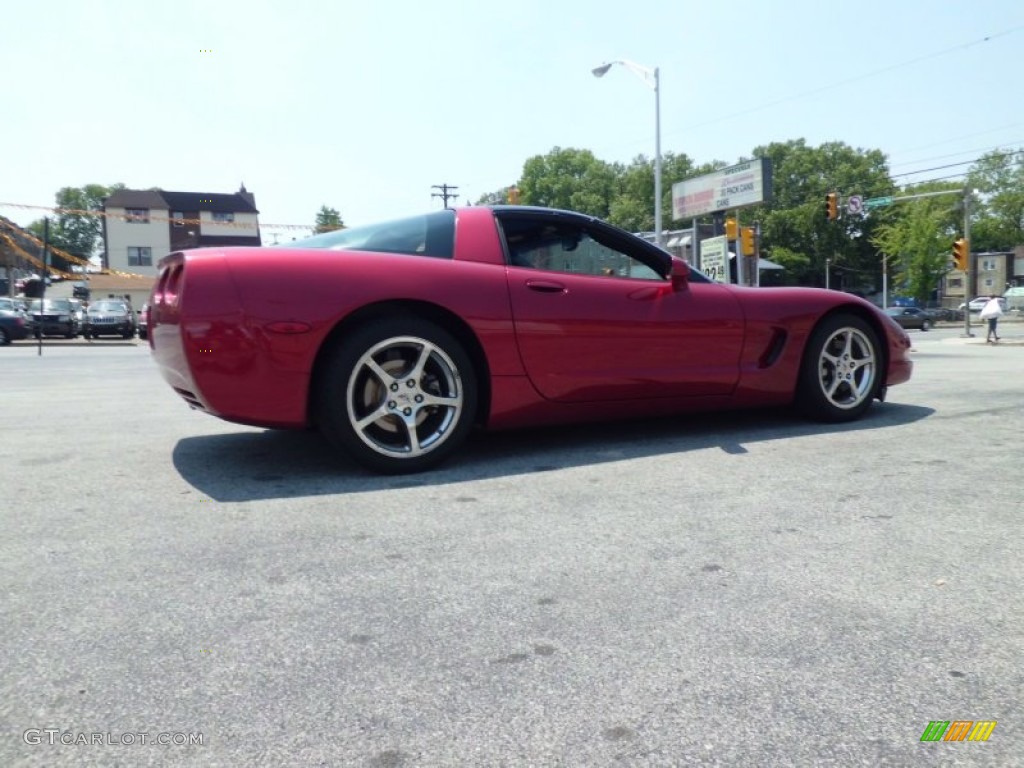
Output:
left=672, top=158, right=772, bottom=219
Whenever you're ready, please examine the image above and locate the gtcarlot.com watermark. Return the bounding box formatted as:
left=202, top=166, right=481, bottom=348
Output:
left=24, top=729, right=204, bottom=747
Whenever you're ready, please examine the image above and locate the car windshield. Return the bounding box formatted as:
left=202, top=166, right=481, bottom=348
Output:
left=91, top=301, right=127, bottom=312
left=30, top=299, right=71, bottom=312
left=284, top=210, right=456, bottom=259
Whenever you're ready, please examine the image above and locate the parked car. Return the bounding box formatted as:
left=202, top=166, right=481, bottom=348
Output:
left=137, top=303, right=149, bottom=340
left=86, top=298, right=136, bottom=339
left=27, top=298, right=80, bottom=338
left=148, top=205, right=914, bottom=474
left=928, top=307, right=963, bottom=322
left=959, top=296, right=1007, bottom=313
left=67, top=298, right=88, bottom=331
left=0, top=297, right=29, bottom=314
left=0, top=304, right=30, bottom=344
left=884, top=307, right=934, bottom=331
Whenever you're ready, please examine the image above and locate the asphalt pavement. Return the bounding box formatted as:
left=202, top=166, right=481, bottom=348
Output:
left=1, top=328, right=1021, bottom=766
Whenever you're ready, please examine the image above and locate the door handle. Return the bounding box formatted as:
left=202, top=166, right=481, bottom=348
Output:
left=525, top=279, right=566, bottom=293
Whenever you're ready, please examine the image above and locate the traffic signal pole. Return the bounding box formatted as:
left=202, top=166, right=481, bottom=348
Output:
left=963, top=191, right=973, bottom=338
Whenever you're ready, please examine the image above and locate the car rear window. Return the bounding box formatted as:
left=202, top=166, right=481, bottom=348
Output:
left=284, top=210, right=455, bottom=259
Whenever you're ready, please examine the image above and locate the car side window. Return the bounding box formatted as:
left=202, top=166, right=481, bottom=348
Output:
left=500, top=217, right=661, bottom=280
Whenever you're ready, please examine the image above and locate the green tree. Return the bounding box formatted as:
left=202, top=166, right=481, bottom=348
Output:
left=519, top=147, right=618, bottom=218
left=314, top=205, right=344, bottom=233
left=738, top=140, right=895, bottom=290
left=966, top=149, right=1024, bottom=251
left=475, top=187, right=517, bottom=206
left=29, top=184, right=124, bottom=271
left=872, top=191, right=957, bottom=305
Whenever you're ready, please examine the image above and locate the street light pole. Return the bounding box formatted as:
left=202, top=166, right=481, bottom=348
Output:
left=593, top=60, right=663, bottom=247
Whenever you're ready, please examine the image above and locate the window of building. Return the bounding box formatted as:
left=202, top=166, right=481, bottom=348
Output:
left=172, top=212, right=184, bottom=227
left=947, top=277, right=963, bottom=289
left=125, top=208, right=149, bottom=223
left=127, top=247, right=153, bottom=267
left=212, top=212, right=235, bottom=223
left=981, top=259, right=996, bottom=271
left=983, top=278, right=993, bottom=289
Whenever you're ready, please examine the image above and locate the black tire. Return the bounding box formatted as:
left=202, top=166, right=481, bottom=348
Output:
left=921, top=319, right=931, bottom=331
left=796, top=313, right=881, bottom=423
left=316, top=316, right=478, bottom=474
left=0, top=328, right=9, bottom=345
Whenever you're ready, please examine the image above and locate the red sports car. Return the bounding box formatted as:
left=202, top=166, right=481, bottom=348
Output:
left=149, top=206, right=912, bottom=473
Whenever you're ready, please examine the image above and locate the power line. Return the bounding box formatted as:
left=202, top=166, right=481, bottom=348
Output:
left=661, top=26, right=1024, bottom=142
left=890, top=142, right=1024, bottom=173
left=891, top=148, right=1023, bottom=179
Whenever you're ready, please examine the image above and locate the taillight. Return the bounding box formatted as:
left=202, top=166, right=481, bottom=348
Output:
left=164, top=265, right=183, bottom=306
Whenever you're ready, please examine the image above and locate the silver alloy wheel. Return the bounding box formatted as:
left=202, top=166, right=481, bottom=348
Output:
left=815, top=326, right=877, bottom=411
left=345, top=335, right=464, bottom=459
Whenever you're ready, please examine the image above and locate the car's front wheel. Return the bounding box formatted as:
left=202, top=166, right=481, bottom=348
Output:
left=316, top=317, right=478, bottom=474
left=0, top=328, right=9, bottom=345
left=797, top=313, right=881, bottom=422
left=921, top=319, right=932, bottom=331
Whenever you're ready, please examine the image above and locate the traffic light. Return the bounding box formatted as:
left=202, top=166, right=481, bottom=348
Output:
left=507, top=185, right=521, bottom=205
left=724, top=218, right=738, bottom=240
left=952, top=238, right=969, bottom=271
left=740, top=226, right=756, bottom=257
left=825, top=192, right=838, bottom=221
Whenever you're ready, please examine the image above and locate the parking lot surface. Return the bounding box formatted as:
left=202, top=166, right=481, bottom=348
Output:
left=2, top=328, right=1021, bottom=766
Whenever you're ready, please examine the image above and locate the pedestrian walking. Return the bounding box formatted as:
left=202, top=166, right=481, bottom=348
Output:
left=979, top=295, right=1004, bottom=343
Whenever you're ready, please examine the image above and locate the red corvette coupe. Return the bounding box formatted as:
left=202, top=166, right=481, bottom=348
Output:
left=149, top=206, right=912, bottom=473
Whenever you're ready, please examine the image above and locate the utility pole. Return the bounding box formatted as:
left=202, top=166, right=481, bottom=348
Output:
left=431, top=184, right=459, bottom=208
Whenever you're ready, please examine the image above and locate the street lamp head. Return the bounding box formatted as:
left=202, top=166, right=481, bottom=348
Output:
left=591, top=63, right=612, bottom=78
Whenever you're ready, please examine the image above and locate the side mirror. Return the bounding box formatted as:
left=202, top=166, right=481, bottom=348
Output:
left=669, top=259, right=690, bottom=291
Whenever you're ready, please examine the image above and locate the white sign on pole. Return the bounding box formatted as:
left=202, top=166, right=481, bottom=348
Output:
left=847, top=195, right=863, bottom=215
left=700, top=235, right=729, bottom=284
left=672, top=158, right=772, bottom=219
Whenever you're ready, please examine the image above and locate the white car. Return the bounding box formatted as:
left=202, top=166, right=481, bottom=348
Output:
left=959, top=297, right=1006, bottom=313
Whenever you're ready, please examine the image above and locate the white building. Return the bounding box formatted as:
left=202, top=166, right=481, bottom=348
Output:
left=102, top=185, right=261, bottom=276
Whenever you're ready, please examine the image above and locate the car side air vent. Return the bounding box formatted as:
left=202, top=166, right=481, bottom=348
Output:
left=758, top=328, right=787, bottom=368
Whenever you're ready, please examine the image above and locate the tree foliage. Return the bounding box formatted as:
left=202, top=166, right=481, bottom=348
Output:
left=967, top=149, right=1024, bottom=251
left=871, top=187, right=959, bottom=304
left=519, top=147, right=618, bottom=218
left=739, top=140, right=895, bottom=290
left=314, top=205, right=344, bottom=233
left=28, top=184, right=124, bottom=271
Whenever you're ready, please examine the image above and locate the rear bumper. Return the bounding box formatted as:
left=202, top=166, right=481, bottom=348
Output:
left=150, top=254, right=311, bottom=429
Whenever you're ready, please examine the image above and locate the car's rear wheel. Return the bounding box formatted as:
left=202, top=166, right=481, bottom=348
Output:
left=921, top=319, right=932, bottom=331
left=317, top=317, right=478, bottom=473
left=797, top=313, right=880, bottom=422
left=0, top=328, right=9, bottom=345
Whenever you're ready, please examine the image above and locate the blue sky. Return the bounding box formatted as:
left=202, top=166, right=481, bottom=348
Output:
left=2, top=0, right=1022, bottom=242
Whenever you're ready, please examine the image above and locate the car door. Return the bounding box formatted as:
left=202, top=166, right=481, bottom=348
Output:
left=497, top=212, right=744, bottom=403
